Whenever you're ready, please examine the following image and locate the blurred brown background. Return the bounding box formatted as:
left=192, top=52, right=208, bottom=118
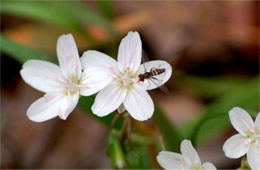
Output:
left=1, top=1, right=259, bottom=169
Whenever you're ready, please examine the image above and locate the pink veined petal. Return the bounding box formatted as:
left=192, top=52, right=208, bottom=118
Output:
left=136, top=60, right=173, bottom=90
left=255, top=112, right=260, bottom=132
left=123, top=85, right=154, bottom=121
left=247, top=147, right=260, bottom=170
left=202, top=162, right=217, bottom=170
left=223, top=134, right=250, bottom=158
left=81, top=50, right=118, bottom=77
left=20, top=60, right=61, bottom=93
left=156, top=151, right=184, bottom=169
left=58, top=92, right=80, bottom=120
left=117, top=31, right=142, bottom=73
left=92, top=82, right=127, bottom=117
left=80, top=67, right=113, bottom=96
left=181, top=140, right=201, bottom=166
left=229, top=107, right=255, bottom=136
left=57, top=34, right=81, bottom=80
left=26, top=93, right=64, bottom=122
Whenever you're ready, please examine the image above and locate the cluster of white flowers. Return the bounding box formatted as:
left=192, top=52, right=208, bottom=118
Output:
left=20, top=31, right=172, bottom=122
left=157, top=107, right=260, bottom=170
left=20, top=32, right=259, bottom=169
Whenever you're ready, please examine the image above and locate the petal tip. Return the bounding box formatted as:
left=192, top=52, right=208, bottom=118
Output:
left=27, top=114, right=44, bottom=123
left=229, top=107, right=244, bottom=115
left=59, top=114, right=69, bottom=120
left=58, top=33, right=73, bottom=40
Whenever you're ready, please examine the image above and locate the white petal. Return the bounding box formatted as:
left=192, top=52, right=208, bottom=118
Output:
left=58, top=92, right=79, bottom=120
left=180, top=140, right=201, bottom=166
left=136, top=60, right=172, bottom=90
left=157, top=151, right=184, bottom=169
left=229, top=107, right=255, bottom=136
left=57, top=34, right=81, bottom=80
left=202, top=162, right=216, bottom=170
left=123, top=85, right=154, bottom=121
left=80, top=67, right=112, bottom=96
left=247, top=147, right=260, bottom=170
left=81, top=50, right=118, bottom=76
left=118, top=31, right=142, bottom=73
left=92, top=82, right=127, bottom=117
left=20, top=60, right=61, bottom=93
left=255, top=112, right=260, bottom=132
left=26, top=92, right=77, bottom=122
left=223, top=134, right=250, bottom=158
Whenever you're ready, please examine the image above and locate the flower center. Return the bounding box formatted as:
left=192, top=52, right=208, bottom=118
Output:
left=61, top=75, right=80, bottom=96
left=246, top=129, right=260, bottom=148
left=115, top=69, right=138, bottom=91
left=190, top=164, right=202, bottom=170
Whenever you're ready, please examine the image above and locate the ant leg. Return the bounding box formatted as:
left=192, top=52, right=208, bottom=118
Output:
left=152, top=77, right=162, bottom=81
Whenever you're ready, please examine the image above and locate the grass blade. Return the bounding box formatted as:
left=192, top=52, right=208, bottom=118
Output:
left=152, top=104, right=182, bottom=152
left=185, top=77, right=259, bottom=146
left=1, top=2, right=83, bottom=32
left=0, top=34, right=54, bottom=63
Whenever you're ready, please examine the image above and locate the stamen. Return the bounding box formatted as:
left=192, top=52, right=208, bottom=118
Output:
left=115, top=69, right=138, bottom=91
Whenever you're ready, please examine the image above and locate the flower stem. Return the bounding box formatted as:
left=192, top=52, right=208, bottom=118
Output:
left=120, top=114, right=131, bottom=142
left=238, top=157, right=250, bottom=170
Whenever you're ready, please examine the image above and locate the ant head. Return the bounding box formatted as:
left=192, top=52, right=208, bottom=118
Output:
left=138, top=74, right=144, bottom=82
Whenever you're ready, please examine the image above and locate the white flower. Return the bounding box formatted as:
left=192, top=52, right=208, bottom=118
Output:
left=81, top=31, right=172, bottom=121
left=20, top=34, right=109, bottom=122
left=157, top=140, right=216, bottom=170
left=223, top=107, right=260, bottom=170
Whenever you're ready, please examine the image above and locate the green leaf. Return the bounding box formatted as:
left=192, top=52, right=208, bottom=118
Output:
left=152, top=104, right=182, bottom=152
left=78, top=97, right=122, bottom=130
left=108, top=130, right=127, bottom=169
left=49, top=1, right=116, bottom=42
left=184, top=77, right=259, bottom=146
left=194, top=110, right=258, bottom=145
left=176, top=75, right=246, bottom=98
left=97, top=0, right=114, bottom=20
left=0, top=34, right=54, bottom=63
left=55, top=1, right=112, bottom=27
left=1, top=1, right=83, bottom=32
left=108, top=130, right=155, bottom=169
left=125, top=142, right=154, bottom=169
left=124, top=133, right=154, bottom=169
